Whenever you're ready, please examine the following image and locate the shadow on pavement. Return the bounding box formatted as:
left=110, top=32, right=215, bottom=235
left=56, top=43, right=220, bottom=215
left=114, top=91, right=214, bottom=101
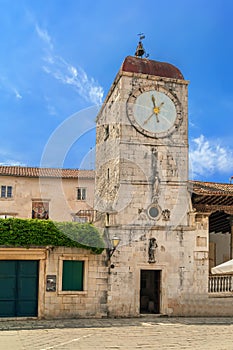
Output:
left=0, top=315, right=233, bottom=331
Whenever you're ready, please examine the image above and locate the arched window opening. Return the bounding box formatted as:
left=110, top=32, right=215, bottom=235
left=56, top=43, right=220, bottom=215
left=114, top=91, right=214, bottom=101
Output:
left=209, top=211, right=231, bottom=272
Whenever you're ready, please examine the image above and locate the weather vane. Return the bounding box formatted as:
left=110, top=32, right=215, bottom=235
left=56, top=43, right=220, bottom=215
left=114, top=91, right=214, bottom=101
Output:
left=135, top=33, right=149, bottom=58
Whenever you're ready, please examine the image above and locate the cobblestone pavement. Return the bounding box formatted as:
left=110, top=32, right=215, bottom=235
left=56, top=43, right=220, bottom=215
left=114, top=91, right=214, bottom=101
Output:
left=0, top=316, right=233, bottom=350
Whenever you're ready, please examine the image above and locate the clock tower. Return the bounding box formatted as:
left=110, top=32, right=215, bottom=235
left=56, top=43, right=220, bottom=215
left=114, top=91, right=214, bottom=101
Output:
left=95, top=46, right=191, bottom=316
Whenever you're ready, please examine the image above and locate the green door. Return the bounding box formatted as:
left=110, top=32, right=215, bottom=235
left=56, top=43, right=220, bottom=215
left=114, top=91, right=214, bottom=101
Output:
left=0, top=260, right=39, bottom=317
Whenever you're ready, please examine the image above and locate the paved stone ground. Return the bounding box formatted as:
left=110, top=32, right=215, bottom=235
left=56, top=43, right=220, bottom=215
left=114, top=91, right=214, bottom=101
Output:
left=0, top=316, right=233, bottom=349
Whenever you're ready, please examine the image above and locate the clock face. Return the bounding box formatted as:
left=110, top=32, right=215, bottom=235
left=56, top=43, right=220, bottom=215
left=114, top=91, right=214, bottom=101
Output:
left=127, top=87, right=181, bottom=138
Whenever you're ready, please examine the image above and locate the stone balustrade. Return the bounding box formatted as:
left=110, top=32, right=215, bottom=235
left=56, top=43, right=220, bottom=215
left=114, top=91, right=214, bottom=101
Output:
left=209, top=275, right=233, bottom=293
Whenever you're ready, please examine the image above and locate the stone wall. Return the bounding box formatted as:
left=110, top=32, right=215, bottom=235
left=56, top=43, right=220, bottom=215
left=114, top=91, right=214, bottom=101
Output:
left=43, top=247, right=108, bottom=319
left=0, top=175, right=95, bottom=222
left=106, top=213, right=233, bottom=317
left=0, top=247, right=108, bottom=319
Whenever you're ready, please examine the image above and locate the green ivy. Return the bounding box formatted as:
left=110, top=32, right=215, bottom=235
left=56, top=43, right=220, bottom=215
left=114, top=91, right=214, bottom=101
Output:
left=0, top=218, right=104, bottom=254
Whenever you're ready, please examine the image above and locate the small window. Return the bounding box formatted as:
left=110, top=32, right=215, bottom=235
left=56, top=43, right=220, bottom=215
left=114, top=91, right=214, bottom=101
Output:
left=1, top=186, right=6, bottom=197
left=1, top=186, right=12, bottom=198
left=104, top=125, right=109, bottom=140
left=62, top=260, right=84, bottom=291
left=106, top=213, right=110, bottom=226
left=7, top=186, right=12, bottom=197
left=77, top=188, right=86, bottom=200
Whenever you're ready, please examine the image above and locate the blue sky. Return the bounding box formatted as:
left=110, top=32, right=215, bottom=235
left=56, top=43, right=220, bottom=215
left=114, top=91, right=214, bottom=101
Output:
left=0, top=0, right=233, bottom=183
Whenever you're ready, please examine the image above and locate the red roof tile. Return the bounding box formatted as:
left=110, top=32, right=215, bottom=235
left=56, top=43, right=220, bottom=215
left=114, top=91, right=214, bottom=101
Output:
left=189, top=180, right=233, bottom=196
left=0, top=166, right=95, bottom=179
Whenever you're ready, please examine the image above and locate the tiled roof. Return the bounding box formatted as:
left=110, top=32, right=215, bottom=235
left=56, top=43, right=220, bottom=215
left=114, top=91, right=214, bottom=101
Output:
left=121, top=56, right=184, bottom=80
left=189, top=180, right=233, bottom=196
left=0, top=166, right=95, bottom=179
left=190, top=180, right=233, bottom=215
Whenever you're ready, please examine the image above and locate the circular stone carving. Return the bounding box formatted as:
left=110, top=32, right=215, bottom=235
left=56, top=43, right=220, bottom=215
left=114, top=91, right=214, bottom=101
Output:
left=147, top=204, right=161, bottom=220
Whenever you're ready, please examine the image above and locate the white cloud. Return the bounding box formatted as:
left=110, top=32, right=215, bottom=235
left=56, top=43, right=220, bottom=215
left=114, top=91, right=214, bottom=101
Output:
left=44, top=96, right=57, bottom=116
left=189, top=134, right=233, bottom=179
left=35, top=24, right=53, bottom=51
left=0, top=160, right=26, bottom=166
left=36, top=24, right=104, bottom=106
left=0, top=149, right=26, bottom=167
left=0, top=76, right=22, bottom=100
left=14, top=88, right=22, bottom=100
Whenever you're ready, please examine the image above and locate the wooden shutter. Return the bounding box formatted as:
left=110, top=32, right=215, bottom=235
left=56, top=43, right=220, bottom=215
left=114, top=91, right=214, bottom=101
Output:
left=62, top=260, right=84, bottom=291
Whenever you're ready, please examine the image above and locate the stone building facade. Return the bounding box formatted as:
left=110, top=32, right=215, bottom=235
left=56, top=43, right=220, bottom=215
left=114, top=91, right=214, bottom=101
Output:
left=95, top=55, right=233, bottom=317
left=0, top=246, right=107, bottom=318
left=0, top=166, right=95, bottom=222
left=0, top=166, right=107, bottom=319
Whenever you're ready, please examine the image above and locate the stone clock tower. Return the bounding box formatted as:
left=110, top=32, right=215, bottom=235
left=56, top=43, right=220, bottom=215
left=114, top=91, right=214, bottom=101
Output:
left=95, top=48, right=193, bottom=316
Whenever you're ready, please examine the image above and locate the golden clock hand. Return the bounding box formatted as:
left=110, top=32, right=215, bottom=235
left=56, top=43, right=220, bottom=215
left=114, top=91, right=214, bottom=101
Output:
left=143, top=96, right=162, bottom=126
left=151, top=95, right=156, bottom=108
left=143, top=112, right=154, bottom=126
left=152, top=96, right=164, bottom=118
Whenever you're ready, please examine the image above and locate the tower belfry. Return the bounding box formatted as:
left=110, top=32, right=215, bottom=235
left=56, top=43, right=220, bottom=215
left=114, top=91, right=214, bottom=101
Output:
left=135, top=33, right=148, bottom=58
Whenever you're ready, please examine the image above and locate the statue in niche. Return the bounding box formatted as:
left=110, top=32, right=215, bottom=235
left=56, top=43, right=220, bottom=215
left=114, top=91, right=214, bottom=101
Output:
left=148, top=237, right=158, bottom=263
